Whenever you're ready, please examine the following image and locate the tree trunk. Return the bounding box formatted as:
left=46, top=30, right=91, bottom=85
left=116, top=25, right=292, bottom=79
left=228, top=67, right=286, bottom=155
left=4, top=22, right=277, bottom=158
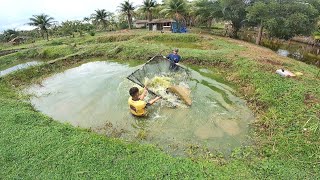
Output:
left=40, top=30, right=45, bottom=40
left=208, top=19, right=212, bottom=29
left=128, top=14, right=132, bottom=29
left=45, top=30, right=49, bottom=41
left=231, top=26, right=239, bottom=38
left=256, top=25, right=263, bottom=45
left=175, top=12, right=179, bottom=22
left=148, top=10, right=152, bottom=22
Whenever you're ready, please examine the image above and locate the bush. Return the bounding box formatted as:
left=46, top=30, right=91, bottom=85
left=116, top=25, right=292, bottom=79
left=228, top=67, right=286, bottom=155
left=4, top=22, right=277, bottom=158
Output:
left=96, top=34, right=136, bottom=43
left=142, top=34, right=202, bottom=43
left=89, top=31, right=95, bottom=36
left=38, top=45, right=76, bottom=59
left=49, top=40, right=64, bottom=46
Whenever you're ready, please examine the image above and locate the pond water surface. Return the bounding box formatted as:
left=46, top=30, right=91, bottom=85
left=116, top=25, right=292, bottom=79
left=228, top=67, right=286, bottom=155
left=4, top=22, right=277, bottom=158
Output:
left=27, top=61, right=254, bottom=156
left=0, top=61, right=41, bottom=77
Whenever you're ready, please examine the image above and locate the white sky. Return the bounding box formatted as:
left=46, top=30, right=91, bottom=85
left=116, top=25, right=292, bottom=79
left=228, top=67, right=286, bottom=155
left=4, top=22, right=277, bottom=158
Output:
left=0, top=0, right=149, bottom=31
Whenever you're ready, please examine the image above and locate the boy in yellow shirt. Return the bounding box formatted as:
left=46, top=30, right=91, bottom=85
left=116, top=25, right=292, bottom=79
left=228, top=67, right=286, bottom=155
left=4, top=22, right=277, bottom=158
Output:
left=128, top=87, right=161, bottom=117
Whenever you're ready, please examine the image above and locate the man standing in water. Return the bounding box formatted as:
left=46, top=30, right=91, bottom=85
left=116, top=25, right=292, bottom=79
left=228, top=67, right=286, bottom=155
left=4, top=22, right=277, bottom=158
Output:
left=128, top=87, right=161, bottom=117
left=166, top=48, right=181, bottom=71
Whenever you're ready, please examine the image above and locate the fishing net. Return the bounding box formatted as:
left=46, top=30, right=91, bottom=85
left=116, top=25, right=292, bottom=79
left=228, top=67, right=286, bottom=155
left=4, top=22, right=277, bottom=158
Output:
left=127, top=55, right=191, bottom=103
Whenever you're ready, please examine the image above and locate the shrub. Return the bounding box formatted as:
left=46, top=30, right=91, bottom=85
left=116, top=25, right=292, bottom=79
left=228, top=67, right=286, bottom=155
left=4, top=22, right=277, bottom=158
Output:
left=96, top=34, right=136, bottom=43
left=142, top=34, right=202, bottom=43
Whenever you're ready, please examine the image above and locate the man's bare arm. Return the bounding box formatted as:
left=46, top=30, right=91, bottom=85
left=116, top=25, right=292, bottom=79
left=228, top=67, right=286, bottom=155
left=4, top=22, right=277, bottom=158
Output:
left=148, top=96, right=161, bottom=105
left=139, top=87, right=148, bottom=100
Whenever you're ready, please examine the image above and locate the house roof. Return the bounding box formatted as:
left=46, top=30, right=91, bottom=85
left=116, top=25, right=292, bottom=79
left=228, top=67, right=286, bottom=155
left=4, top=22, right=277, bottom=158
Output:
left=134, top=20, right=148, bottom=24
left=148, top=19, right=176, bottom=24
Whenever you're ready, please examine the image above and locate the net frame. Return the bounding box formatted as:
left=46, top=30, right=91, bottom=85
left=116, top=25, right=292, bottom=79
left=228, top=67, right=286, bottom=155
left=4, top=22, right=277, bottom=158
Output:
left=127, top=55, right=190, bottom=97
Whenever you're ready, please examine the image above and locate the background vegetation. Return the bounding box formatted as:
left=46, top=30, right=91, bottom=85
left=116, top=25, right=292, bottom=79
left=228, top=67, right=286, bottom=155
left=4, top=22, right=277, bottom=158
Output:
left=2, top=0, right=320, bottom=45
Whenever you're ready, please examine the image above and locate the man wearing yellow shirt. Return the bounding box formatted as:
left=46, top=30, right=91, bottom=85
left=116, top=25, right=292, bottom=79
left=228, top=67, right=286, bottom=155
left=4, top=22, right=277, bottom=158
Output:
left=128, top=87, right=161, bottom=117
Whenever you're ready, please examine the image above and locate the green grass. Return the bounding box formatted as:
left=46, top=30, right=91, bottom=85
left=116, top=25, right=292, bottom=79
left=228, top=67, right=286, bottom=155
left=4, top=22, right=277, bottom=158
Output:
left=0, top=93, right=257, bottom=179
left=0, top=30, right=320, bottom=179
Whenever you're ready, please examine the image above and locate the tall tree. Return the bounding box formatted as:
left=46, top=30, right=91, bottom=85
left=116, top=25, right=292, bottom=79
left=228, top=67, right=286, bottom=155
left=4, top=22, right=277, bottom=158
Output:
left=119, top=0, right=135, bottom=29
left=193, top=0, right=223, bottom=28
left=248, top=0, right=319, bottom=40
left=161, top=0, right=188, bottom=23
left=141, top=0, right=157, bottom=22
left=220, top=0, right=248, bottom=38
left=246, top=1, right=269, bottom=44
left=91, top=9, right=112, bottom=30
left=28, top=14, right=54, bottom=41
left=60, top=20, right=91, bottom=37
left=152, top=3, right=166, bottom=19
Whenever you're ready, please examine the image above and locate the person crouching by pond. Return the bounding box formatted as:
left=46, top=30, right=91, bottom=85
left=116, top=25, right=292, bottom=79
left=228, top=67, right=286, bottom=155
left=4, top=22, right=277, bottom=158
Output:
left=128, top=87, right=161, bottom=117
left=166, top=48, right=181, bottom=71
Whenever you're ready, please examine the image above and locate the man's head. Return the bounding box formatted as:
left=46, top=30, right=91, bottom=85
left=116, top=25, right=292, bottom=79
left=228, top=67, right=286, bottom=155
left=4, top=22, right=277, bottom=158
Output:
left=173, top=48, right=179, bottom=54
left=129, top=87, right=139, bottom=98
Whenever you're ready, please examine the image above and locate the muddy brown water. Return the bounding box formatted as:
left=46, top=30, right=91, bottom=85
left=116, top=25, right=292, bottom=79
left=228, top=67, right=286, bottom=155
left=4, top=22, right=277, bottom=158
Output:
left=26, top=60, right=255, bottom=156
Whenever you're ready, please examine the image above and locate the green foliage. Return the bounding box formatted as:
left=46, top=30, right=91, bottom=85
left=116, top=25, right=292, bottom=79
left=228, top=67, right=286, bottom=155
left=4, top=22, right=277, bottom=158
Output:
left=142, top=33, right=201, bottom=42
left=57, top=20, right=94, bottom=37
left=247, top=0, right=319, bottom=40
left=119, top=0, right=135, bottom=29
left=161, top=0, right=188, bottom=23
left=91, top=9, right=114, bottom=31
left=28, top=14, right=55, bottom=40
left=246, top=1, right=269, bottom=25
left=220, top=0, right=248, bottom=38
left=5, top=46, right=77, bottom=60
left=96, top=34, right=137, bottom=43
left=89, top=31, right=95, bottom=36
left=49, top=40, right=64, bottom=46
left=60, top=21, right=77, bottom=37
left=0, top=29, right=19, bottom=42
left=140, top=0, right=158, bottom=21
left=193, top=0, right=223, bottom=28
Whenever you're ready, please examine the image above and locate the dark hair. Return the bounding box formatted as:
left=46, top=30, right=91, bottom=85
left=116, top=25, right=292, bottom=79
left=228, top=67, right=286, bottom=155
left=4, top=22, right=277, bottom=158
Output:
left=129, top=87, right=139, bottom=97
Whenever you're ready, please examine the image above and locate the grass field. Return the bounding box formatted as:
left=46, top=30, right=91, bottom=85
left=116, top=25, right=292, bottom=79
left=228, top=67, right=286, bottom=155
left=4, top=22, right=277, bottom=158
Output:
left=0, top=30, right=319, bottom=179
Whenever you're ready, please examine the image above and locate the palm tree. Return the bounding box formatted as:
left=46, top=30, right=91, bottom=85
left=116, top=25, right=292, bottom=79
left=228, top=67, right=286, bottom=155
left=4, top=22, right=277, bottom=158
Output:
left=28, top=14, right=54, bottom=41
left=91, top=9, right=112, bottom=30
left=193, top=0, right=223, bottom=28
left=140, top=0, right=157, bottom=22
left=160, top=0, right=187, bottom=23
left=119, top=0, right=135, bottom=29
left=83, top=17, right=91, bottom=23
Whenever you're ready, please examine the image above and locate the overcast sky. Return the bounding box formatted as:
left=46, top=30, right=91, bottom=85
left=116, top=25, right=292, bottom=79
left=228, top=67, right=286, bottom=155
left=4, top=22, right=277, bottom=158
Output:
left=0, top=0, right=149, bottom=31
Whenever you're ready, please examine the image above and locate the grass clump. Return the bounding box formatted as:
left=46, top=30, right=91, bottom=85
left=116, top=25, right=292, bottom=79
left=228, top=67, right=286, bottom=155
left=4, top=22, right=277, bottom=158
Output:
left=35, top=45, right=77, bottom=59
left=142, top=33, right=202, bottom=43
left=97, top=34, right=137, bottom=43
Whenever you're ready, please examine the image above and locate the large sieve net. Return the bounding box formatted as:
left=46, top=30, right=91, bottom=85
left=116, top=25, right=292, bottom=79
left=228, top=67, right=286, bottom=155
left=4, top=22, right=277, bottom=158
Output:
left=127, top=55, right=191, bottom=106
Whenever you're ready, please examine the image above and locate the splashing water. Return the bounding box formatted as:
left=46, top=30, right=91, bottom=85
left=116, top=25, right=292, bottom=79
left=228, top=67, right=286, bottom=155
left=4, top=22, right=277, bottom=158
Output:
left=144, top=75, right=190, bottom=108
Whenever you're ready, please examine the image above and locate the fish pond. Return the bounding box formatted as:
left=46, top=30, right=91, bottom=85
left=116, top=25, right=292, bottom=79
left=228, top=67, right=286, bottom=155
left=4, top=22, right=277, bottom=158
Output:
left=0, top=61, right=41, bottom=77
left=26, top=60, right=255, bottom=156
